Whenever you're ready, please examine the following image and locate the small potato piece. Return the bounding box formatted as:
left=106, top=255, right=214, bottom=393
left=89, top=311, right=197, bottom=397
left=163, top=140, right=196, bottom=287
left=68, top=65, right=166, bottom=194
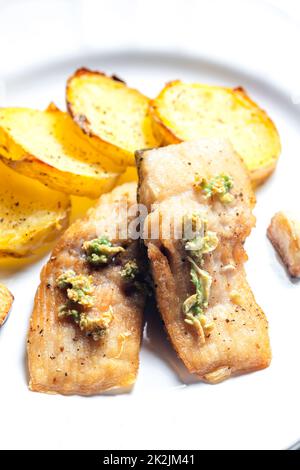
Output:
left=0, top=283, right=13, bottom=326
left=150, top=81, right=281, bottom=185
left=66, top=69, right=158, bottom=167
left=0, top=160, right=70, bottom=257
left=268, top=212, right=300, bottom=277
left=0, top=104, right=122, bottom=198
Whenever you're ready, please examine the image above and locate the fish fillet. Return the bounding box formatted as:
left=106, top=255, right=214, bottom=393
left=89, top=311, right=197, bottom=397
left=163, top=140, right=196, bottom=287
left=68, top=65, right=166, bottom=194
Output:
left=27, top=182, right=146, bottom=395
left=137, top=139, right=271, bottom=383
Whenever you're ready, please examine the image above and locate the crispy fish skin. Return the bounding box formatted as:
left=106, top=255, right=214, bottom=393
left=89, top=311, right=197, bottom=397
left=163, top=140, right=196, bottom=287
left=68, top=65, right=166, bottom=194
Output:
left=28, top=183, right=145, bottom=395
left=137, top=139, right=271, bottom=383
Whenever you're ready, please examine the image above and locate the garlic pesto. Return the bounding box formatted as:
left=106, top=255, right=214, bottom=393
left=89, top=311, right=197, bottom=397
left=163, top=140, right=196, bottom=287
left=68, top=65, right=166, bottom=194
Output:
left=120, top=259, right=151, bottom=296
left=184, top=215, right=218, bottom=264
left=183, top=214, right=218, bottom=341
left=83, top=236, right=125, bottom=267
left=79, top=307, right=113, bottom=341
left=56, top=270, right=94, bottom=308
left=195, top=173, right=234, bottom=203
left=56, top=270, right=112, bottom=341
left=120, top=260, right=139, bottom=281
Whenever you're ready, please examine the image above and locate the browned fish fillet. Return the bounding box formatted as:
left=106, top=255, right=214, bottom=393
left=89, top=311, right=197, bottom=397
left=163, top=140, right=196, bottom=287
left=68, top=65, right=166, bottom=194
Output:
left=28, top=182, right=146, bottom=395
left=137, top=139, right=271, bottom=383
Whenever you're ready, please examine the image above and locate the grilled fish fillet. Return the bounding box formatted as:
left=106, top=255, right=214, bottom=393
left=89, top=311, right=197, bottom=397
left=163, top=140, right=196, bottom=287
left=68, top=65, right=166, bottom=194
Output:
left=137, top=139, right=271, bottom=383
left=28, top=183, right=146, bottom=395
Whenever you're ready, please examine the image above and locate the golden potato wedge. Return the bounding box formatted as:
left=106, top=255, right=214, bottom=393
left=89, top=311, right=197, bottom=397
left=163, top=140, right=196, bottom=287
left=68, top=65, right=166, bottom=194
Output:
left=0, top=283, right=13, bottom=326
left=0, top=160, right=70, bottom=257
left=150, top=81, right=281, bottom=185
left=66, top=68, right=158, bottom=167
left=0, top=104, right=122, bottom=198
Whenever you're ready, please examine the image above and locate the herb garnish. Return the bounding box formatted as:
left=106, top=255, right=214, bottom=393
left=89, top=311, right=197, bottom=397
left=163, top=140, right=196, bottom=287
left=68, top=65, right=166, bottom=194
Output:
left=195, top=173, right=234, bottom=203
left=182, top=214, right=218, bottom=341
left=83, top=237, right=125, bottom=266
left=120, top=260, right=139, bottom=281
left=56, top=270, right=113, bottom=340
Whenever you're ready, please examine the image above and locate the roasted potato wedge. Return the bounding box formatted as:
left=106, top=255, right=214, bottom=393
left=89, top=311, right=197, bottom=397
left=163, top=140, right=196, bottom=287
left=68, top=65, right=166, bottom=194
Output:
left=0, top=283, right=13, bottom=326
left=150, top=81, right=281, bottom=185
left=0, top=104, right=122, bottom=198
left=0, top=160, right=70, bottom=257
left=66, top=69, right=158, bottom=167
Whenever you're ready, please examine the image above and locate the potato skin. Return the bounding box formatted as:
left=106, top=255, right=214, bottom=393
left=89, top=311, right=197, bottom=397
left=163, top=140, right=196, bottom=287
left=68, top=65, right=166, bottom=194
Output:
left=66, top=68, right=159, bottom=167
left=0, top=283, right=14, bottom=326
left=150, top=81, right=281, bottom=186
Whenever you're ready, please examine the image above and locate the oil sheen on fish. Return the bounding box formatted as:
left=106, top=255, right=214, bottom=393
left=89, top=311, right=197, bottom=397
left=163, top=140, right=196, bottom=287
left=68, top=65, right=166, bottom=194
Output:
left=136, top=139, right=271, bottom=383
left=28, top=183, right=146, bottom=395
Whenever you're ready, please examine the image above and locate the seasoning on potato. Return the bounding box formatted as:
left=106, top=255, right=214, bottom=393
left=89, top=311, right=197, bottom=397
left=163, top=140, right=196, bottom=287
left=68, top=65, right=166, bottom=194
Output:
left=150, top=81, right=281, bottom=186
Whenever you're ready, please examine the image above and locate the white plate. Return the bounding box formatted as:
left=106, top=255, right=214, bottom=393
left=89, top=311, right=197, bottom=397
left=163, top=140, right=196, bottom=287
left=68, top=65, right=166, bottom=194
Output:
left=0, top=0, right=300, bottom=450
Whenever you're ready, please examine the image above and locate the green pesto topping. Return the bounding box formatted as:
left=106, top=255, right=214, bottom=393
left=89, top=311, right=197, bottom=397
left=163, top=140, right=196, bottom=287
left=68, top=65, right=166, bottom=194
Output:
left=58, top=305, right=80, bottom=323
left=183, top=258, right=212, bottom=316
left=120, top=260, right=139, bottom=281
left=83, top=237, right=125, bottom=267
left=56, top=270, right=94, bottom=308
left=79, top=308, right=113, bottom=341
left=196, top=173, right=234, bottom=203
left=120, top=259, right=151, bottom=296
left=183, top=215, right=218, bottom=340
left=184, top=215, right=218, bottom=265
left=56, top=270, right=113, bottom=341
